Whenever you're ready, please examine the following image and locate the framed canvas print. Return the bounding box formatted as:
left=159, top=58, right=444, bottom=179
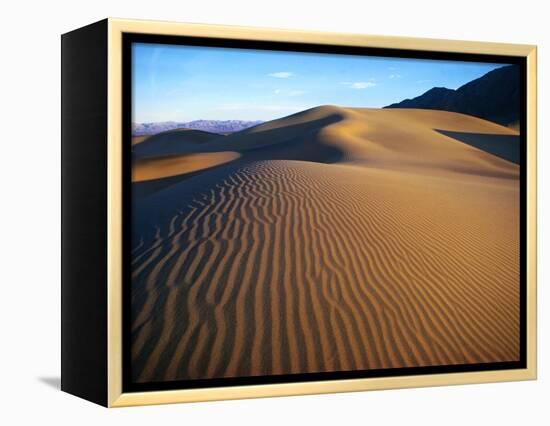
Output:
left=61, top=18, right=537, bottom=407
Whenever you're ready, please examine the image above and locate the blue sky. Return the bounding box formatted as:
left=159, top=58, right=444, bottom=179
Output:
left=132, top=42, right=509, bottom=123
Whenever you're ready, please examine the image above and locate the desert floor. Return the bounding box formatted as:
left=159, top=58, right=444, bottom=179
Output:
left=130, top=106, right=520, bottom=383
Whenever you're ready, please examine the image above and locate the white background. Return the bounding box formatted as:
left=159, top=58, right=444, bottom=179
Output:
left=0, top=0, right=547, bottom=424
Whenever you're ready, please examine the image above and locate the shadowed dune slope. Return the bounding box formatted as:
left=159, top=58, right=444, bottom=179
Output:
left=435, top=129, right=519, bottom=164
left=133, top=128, right=223, bottom=159
left=130, top=106, right=520, bottom=383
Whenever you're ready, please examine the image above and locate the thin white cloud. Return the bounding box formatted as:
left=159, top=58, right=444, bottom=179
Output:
left=274, top=89, right=305, bottom=96
left=353, top=82, right=376, bottom=89
left=389, top=74, right=402, bottom=79
left=341, top=81, right=377, bottom=89
left=268, top=71, right=294, bottom=78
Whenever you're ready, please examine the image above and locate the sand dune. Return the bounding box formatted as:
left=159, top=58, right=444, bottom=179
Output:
left=132, top=152, right=240, bottom=182
left=434, top=129, right=520, bottom=164
left=133, top=106, right=518, bottom=187
left=130, top=106, right=520, bottom=383
left=133, top=128, right=223, bottom=159
left=132, top=135, right=149, bottom=145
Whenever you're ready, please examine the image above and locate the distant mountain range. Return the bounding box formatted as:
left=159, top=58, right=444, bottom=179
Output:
left=132, top=119, right=264, bottom=136
left=385, top=65, right=520, bottom=127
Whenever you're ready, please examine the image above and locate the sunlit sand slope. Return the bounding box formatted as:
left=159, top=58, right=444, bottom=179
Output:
left=130, top=106, right=520, bottom=383
left=132, top=152, right=240, bottom=182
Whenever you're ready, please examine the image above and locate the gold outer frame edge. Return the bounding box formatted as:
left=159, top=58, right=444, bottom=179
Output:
left=106, top=18, right=537, bottom=407
left=107, top=18, right=123, bottom=406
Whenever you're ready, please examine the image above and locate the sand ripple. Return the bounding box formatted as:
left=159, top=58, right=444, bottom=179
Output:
left=131, top=153, right=519, bottom=382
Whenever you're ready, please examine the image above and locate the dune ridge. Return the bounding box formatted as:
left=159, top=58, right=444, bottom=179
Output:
left=132, top=106, right=518, bottom=186
left=130, top=106, right=520, bottom=383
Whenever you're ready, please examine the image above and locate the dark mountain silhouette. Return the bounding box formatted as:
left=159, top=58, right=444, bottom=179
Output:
left=384, top=65, right=520, bottom=127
